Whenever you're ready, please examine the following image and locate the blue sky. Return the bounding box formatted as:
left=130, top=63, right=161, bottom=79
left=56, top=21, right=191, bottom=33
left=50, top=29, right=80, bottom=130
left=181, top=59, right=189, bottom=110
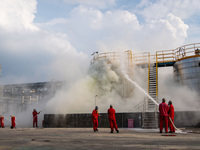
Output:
left=34, top=0, right=141, bottom=22
left=0, top=0, right=200, bottom=84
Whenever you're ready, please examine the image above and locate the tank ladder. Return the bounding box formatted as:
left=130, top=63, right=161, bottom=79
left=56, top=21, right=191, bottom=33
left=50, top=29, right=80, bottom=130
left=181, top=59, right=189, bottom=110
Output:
left=148, top=63, right=158, bottom=111
left=142, top=63, right=158, bottom=128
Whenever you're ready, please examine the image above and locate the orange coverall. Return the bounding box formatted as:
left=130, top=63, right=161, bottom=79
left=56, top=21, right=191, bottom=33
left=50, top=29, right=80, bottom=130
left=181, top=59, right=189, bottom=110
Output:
left=32, top=110, right=39, bottom=127
left=108, top=107, right=118, bottom=132
left=159, top=102, right=169, bottom=133
left=168, top=104, right=175, bottom=132
left=92, top=109, right=99, bottom=131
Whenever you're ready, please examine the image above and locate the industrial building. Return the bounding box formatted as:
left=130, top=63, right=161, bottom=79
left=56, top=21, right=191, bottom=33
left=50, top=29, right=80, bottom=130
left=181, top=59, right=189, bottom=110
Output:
left=0, top=81, right=64, bottom=114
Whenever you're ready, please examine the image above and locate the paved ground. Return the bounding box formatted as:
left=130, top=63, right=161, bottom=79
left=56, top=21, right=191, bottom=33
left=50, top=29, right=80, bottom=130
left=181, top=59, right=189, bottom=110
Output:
left=0, top=127, right=200, bottom=150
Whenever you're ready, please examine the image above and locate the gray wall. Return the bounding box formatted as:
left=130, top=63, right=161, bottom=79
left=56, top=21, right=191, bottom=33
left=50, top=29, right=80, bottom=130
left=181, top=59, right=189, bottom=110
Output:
left=44, top=113, right=142, bottom=128
left=174, top=111, right=200, bottom=127
left=43, top=111, right=200, bottom=128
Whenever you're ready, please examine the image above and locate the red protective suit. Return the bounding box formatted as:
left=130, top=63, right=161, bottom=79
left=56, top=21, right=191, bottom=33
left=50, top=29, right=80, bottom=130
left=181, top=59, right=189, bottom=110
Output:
left=159, top=102, right=169, bottom=133
left=92, top=109, right=99, bottom=131
left=11, top=116, right=16, bottom=128
left=0, top=116, right=4, bottom=128
left=108, top=107, right=118, bottom=132
left=168, top=104, right=175, bottom=132
left=32, top=110, right=39, bottom=127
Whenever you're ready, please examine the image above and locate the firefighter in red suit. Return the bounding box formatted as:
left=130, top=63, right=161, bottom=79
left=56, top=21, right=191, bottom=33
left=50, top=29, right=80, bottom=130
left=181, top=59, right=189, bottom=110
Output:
left=168, top=100, right=175, bottom=133
left=108, top=105, right=119, bottom=133
left=92, top=106, right=99, bottom=132
left=10, top=115, right=16, bottom=129
left=0, top=115, right=4, bottom=128
left=159, top=98, right=169, bottom=133
left=32, top=109, right=40, bottom=127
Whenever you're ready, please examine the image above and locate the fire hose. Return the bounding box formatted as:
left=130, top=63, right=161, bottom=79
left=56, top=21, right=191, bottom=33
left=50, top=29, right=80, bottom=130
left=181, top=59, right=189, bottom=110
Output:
left=4, top=116, right=11, bottom=123
left=168, top=116, right=185, bottom=133
left=33, top=109, right=45, bottom=120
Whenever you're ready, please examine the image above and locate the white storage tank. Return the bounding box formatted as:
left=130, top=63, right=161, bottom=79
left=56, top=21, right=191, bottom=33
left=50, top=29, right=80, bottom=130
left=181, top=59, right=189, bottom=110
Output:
left=173, top=46, right=200, bottom=93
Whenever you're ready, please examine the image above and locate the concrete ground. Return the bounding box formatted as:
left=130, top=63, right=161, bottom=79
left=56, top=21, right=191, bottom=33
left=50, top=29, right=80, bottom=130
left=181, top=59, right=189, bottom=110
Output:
left=0, top=127, right=200, bottom=150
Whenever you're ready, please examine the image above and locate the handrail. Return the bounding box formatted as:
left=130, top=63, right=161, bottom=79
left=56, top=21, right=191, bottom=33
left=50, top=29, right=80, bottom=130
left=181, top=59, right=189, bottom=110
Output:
left=90, top=51, right=122, bottom=65
left=156, top=49, right=175, bottom=63
left=174, top=43, right=200, bottom=60
left=132, top=52, right=150, bottom=65
left=132, top=43, right=200, bottom=65
left=90, top=43, right=200, bottom=65
left=128, top=99, right=145, bottom=112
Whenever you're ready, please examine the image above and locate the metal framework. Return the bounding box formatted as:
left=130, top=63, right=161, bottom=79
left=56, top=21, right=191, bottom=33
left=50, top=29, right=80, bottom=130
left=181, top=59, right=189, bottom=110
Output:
left=131, top=43, right=200, bottom=97
left=90, top=42, right=200, bottom=104
left=131, top=43, right=200, bottom=65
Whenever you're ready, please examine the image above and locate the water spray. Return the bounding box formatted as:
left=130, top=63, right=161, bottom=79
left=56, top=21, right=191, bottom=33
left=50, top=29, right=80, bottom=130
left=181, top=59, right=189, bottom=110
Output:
left=122, top=72, right=185, bottom=133
left=33, top=108, right=45, bottom=120
left=122, top=72, right=159, bottom=106
left=4, top=116, right=11, bottom=123
left=38, top=108, right=45, bottom=114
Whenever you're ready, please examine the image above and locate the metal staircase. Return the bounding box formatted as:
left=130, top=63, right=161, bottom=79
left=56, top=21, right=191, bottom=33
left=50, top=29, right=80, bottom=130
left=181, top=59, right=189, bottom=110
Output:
left=142, top=111, right=158, bottom=129
left=122, top=43, right=200, bottom=129
left=142, top=63, right=158, bottom=129
left=148, top=64, right=157, bottom=111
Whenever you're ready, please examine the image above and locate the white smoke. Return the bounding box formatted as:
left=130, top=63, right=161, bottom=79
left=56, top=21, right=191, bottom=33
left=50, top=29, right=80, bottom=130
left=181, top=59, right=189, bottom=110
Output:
left=45, top=59, right=124, bottom=114
left=1, top=99, right=47, bottom=127
left=158, top=67, right=199, bottom=111
left=45, top=57, right=149, bottom=114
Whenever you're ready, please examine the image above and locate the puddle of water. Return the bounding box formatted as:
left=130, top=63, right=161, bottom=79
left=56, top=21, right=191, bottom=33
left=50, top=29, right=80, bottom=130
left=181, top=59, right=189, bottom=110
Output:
left=161, top=135, right=176, bottom=136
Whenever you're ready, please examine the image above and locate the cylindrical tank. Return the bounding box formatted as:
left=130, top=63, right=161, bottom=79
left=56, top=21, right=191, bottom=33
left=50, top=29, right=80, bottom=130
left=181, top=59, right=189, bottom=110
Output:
left=173, top=56, right=200, bottom=92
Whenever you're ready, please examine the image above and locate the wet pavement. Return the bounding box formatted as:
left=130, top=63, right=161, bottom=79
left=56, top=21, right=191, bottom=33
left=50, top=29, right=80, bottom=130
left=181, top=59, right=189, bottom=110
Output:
left=0, top=127, right=200, bottom=150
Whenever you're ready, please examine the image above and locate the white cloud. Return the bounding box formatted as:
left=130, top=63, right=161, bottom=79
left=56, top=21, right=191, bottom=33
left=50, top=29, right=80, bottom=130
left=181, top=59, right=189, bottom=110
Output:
left=0, top=0, right=195, bottom=84
left=140, top=13, right=189, bottom=51
left=63, top=5, right=188, bottom=52
left=0, top=27, right=89, bottom=84
left=0, top=0, right=89, bottom=84
left=138, top=0, right=200, bottom=20
left=0, top=0, right=38, bottom=31
left=136, top=0, right=200, bottom=46
left=91, top=10, right=140, bottom=30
